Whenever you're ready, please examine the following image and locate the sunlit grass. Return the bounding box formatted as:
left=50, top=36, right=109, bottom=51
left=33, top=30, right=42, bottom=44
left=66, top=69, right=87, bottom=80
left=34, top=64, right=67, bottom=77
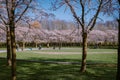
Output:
left=36, top=47, right=117, bottom=52
left=0, top=48, right=6, bottom=50
left=0, top=48, right=117, bottom=63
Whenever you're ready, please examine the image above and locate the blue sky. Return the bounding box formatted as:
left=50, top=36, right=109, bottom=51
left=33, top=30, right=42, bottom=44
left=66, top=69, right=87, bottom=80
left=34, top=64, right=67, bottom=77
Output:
left=40, top=0, right=73, bottom=21
left=39, top=0, right=117, bottom=22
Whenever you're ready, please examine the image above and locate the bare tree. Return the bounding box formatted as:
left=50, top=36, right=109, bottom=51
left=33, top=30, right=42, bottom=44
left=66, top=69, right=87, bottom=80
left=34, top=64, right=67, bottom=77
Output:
left=0, top=1, right=12, bottom=66
left=52, top=0, right=118, bottom=72
left=0, top=0, right=33, bottom=80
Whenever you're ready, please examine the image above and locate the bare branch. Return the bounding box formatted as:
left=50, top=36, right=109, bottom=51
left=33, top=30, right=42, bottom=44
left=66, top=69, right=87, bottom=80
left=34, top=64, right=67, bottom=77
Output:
left=86, top=16, right=95, bottom=29
left=15, top=0, right=21, bottom=8
left=97, top=17, right=104, bottom=21
left=101, top=0, right=111, bottom=8
left=88, top=0, right=103, bottom=31
left=15, top=0, right=32, bottom=23
left=64, top=0, right=83, bottom=29
left=0, top=14, right=7, bottom=24
left=0, top=23, right=6, bottom=31
left=5, top=0, right=10, bottom=22
left=84, top=8, right=96, bottom=16
left=51, top=0, right=65, bottom=11
left=80, top=0, right=85, bottom=27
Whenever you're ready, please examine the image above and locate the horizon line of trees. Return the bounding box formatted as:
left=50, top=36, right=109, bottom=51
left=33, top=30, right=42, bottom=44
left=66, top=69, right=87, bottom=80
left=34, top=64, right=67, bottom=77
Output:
left=0, top=26, right=118, bottom=44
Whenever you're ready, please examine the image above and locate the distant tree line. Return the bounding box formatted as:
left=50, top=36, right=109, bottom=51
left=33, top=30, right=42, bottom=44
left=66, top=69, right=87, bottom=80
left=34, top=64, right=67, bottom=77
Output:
left=0, top=23, right=118, bottom=49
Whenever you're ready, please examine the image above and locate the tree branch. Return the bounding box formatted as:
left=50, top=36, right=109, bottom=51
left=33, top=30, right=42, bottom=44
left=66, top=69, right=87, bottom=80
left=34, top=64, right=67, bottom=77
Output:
left=101, top=0, right=111, bottom=8
left=15, top=0, right=32, bottom=23
left=5, top=0, right=10, bottom=23
left=88, top=0, right=103, bottom=31
left=0, top=24, right=6, bottom=31
left=80, top=0, right=85, bottom=27
left=85, top=8, right=96, bottom=16
left=0, top=14, right=7, bottom=24
left=64, top=0, right=83, bottom=29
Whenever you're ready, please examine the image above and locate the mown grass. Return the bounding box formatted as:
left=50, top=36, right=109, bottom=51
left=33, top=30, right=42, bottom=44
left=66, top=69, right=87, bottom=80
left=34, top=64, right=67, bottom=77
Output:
left=0, top=48, right=117, bottom=63
left=0, top=48, right=6, bottom=50
left=0, top=58, right=117, bottom=80
left=36, top=47, right=117, bottom=52
left=0, top=48, right=117, bottom=80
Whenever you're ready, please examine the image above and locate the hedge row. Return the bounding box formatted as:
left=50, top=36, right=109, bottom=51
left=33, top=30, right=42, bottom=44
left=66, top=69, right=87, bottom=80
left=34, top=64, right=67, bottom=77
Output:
left=0, top=42, right=118, bottom=49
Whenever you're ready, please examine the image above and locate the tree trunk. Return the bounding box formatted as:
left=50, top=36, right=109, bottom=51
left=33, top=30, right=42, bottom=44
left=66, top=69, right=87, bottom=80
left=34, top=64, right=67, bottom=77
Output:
left=10, top=26, right=16, bottom=80
left=47, top=43, right=49, bottom=48
left=35, top=42, right=38, bottom=48
left=59, top=42, right=61, bottom=50
left=117, top=19, right=120, bottom=80
left=22, top=41, right=25, bottom=51
left=6, top=27, right=12, bottom=66
left=59, top=41, right=62, bottom=50
left=80, top=32, right=87, bottom=72
left=116, top=0, right=120, bottom=76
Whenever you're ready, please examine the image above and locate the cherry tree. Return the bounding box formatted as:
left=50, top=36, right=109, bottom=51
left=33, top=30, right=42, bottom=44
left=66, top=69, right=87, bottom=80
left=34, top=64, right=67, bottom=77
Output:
left=52, top=0, right=118, bottom=72
left=1, top=25, right=118, bottom=47
left=16, top=26, right=31, bottom=50
left=88, top=30, right=107, bottom=43
left=105, top=30, right=118, bottom=43
left=0, top=28, right=6, bottom=43
left=0, top=0, right=34, bottom=79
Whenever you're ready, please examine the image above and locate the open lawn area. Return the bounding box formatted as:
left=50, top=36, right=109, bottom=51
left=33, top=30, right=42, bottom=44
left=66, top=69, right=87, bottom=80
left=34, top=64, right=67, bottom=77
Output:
left=0, top=48, right=117, bottom=80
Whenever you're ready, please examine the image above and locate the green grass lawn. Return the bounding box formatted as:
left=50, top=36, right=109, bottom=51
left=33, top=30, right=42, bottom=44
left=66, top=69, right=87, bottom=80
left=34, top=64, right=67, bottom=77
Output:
left=0, top=48, right=117, bottom=63
left=0, top=48, right=117, bottom=80
left=0, top=48, right=6, bottom=50
left=35, top=47, right=117, bottom=52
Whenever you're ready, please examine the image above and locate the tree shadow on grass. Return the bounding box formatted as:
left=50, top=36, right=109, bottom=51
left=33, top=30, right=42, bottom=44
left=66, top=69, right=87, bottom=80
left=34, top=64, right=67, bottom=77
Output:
left=0, top=59, right=11, bottom=80
left=0, top=58, right=117, bottom=80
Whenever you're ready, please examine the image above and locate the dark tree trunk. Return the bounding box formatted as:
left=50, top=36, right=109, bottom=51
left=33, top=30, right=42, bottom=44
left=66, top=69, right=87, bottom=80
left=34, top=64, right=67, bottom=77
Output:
left=9, top=1, right=16, bottom=79
left=117, top=19, right=120, bottom=80
left=80, top=32, right=87, bottom=72
left=53, top=43, right=56, bottom=49
left=6, top=27, right=11, bottom=66
left=10, top=26, right=16, bottom=80
left=117, top=0, right=120, bottom=78
left=59, top=40, right=62, bottom=50
left=22, top=41, right=25, bottom=51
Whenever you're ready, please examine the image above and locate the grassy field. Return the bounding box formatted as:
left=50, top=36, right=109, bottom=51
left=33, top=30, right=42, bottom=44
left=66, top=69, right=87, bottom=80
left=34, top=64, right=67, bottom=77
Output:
left=0, top=48, right=6, bottom=50
left=0, top=48, right=117, bottom=80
